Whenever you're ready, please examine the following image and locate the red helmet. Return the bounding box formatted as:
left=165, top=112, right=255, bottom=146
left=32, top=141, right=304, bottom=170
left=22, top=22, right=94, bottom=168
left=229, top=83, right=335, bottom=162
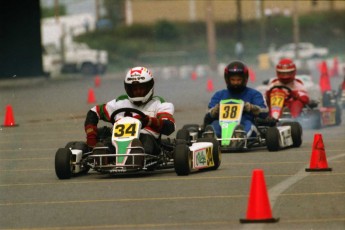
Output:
left=276, top=58, right=296, bottom=84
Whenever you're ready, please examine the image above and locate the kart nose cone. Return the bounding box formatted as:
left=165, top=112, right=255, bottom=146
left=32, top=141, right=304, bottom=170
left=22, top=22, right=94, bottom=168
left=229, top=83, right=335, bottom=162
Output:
left=272, top=111, right=280, bottom=119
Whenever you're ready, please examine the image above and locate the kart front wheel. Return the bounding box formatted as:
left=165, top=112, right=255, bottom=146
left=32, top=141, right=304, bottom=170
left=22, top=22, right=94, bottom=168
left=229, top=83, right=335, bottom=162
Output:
left=266, top=127, right=280, bottom=152
left=55, top=148, right=73, bottom=179
left=284, top=122, right=302, bottom=147
left=174, top=142, right=192, bottom=176
left=197, top=137, right=221, bottom=170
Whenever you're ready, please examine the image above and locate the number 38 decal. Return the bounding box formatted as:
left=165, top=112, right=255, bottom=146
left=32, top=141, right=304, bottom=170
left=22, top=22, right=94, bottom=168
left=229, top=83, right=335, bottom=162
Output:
left=220, top=104, right=241, bottom=121
left=114, top=123, right=138, bottom=138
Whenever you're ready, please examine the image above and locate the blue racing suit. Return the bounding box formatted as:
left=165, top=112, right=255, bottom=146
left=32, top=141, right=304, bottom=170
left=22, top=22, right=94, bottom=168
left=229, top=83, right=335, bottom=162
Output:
left=205, top=87, right=268, bottom=137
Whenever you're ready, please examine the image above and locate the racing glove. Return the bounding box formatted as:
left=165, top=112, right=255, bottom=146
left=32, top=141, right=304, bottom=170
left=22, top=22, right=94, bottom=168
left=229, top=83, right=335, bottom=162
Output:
left=85, top=124, right=98, bottom=147
left=244, top=102, right=261, bottom=116
left=140, top=116, right=162, bottom=131
left=291, top=90, right=300, bottom=100
left=291, top=90, right=309, bottom=104
left=209, top=104, right=220, bottom=118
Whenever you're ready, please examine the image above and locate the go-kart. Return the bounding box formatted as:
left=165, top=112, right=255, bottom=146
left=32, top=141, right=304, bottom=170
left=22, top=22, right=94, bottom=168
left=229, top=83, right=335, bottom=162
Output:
left=178, top=99, right=302, bottom=152
left=267, top=85, right=342, bottom=129
left=55, top=108, right=221, bottom=179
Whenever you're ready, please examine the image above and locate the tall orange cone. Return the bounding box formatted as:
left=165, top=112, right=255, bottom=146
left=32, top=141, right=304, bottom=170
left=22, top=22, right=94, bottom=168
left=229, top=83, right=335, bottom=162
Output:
left=2, top=105, right=18, bottom=127
left=87, top=88, right=96, bottom=104
left=240, top=169, right=279, bottom=223
left=191, top=71, right=197, bottom=81
left=305, top=133, right=332, bottom=172
left=206, top=79, right=214, bottom=92
left=248, top=68, right=256, bottom=83
left=94, top=75, right=101, bottom=87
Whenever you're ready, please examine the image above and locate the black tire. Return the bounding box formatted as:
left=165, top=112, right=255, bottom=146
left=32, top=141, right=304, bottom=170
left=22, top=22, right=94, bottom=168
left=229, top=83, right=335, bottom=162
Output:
left=55, top=148, right=73, bottom=179
left=65, top=141, right=77, bottom=149
left=81, top=62, right=96, bottom=76
left=182, top=124, right=200, bottom=132
left=197, top=137, right=221, bottom=170
left=174, top=143, right=191, bottom=176
left=65, top=141, right=89, bottom=153
left=281, top=122, right=302, bottom=147
left=266, top=127, right=280, bottom=151
left=176, top=129, right=190, bottom=142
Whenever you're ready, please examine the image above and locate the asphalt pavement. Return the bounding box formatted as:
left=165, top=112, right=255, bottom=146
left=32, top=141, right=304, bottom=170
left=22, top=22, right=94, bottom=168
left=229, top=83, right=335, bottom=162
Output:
left=1, top=66, right=345, bottom=230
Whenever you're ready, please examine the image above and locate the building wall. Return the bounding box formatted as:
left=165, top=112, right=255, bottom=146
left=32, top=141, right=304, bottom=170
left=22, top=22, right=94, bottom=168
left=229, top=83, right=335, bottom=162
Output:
left=129, top=0, right=345, bottom=24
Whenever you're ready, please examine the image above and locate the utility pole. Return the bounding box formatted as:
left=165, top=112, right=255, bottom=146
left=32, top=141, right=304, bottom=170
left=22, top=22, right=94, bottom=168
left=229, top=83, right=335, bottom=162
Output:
left=206, top=0, right=217, bottom=72
left=236, top=0, right=243, bottom=41
left=259, top=0, right=266, bottom=52
left=292, top=1, right=300, bottom=59
left=95, top=0, right=100, bottom=23
left=54, top=0, right=59, bottom=23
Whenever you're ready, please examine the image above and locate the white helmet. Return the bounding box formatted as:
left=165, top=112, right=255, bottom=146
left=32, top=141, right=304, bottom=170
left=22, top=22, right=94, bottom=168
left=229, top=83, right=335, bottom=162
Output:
left=124, top=67, right=154, bottom=105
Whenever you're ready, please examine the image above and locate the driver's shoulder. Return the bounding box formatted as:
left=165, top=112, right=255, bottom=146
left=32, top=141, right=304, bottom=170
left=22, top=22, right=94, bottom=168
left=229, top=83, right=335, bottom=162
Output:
left=116, top=94, right=129, bottom=101
left=152, top=95, right=166, bottom=103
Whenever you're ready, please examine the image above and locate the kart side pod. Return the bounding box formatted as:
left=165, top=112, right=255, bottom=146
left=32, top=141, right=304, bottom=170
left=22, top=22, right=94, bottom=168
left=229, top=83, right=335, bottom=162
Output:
left=189, top=142, right=215, bottom=170
left=266, top=126, right=293, bottom=152
left=71, top=149, right=83, bottom=173
left=277, top=126, right=293, bottom=148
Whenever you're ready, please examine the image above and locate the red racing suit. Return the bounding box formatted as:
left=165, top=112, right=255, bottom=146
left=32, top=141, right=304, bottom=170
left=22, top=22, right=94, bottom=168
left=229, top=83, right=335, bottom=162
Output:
left=266, top=78, right=310, bottom=118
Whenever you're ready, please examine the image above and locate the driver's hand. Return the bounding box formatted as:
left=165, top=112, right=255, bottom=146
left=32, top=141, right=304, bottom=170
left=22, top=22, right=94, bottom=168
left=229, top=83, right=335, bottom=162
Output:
left=244, top=102, right=261, bottom=116
left=139, top=115, right=149, bottom=127
left=291, top=90, right=300, bottom=100
left=139, top=116, right=162, bottom=130
left=209, top=104, right=219, bottom=118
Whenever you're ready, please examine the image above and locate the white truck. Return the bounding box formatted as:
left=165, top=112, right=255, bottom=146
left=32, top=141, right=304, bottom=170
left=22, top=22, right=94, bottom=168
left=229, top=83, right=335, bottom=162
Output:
left=43, top=42, right=108, bottom=76
left=60, top=42, right=108, bottom=75
left=41, top=14, right=108, bottom=76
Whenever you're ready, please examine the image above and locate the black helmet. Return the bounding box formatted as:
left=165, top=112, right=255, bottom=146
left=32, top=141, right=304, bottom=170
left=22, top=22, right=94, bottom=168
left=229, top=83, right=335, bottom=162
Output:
left=224, top=61, right=249, bottom=93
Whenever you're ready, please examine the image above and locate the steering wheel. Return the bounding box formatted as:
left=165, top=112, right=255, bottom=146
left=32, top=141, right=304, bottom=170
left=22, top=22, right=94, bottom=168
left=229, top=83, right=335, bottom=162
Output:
left=267, top=85, right=293, bottom=100
left=110, top=108, right=148, bottom=127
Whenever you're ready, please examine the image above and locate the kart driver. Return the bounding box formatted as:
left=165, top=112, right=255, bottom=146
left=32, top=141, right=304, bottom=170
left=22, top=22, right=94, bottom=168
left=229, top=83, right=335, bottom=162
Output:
left=266, top=58, right=310, bottom=118
left=204, top=61, right=268, bottom=138
left=84, top=66, right=176, bottom=155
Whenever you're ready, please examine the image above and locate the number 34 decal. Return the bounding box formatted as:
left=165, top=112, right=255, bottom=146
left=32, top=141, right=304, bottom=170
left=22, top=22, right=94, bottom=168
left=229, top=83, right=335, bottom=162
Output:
left=114, top=123, right=138, bottom=138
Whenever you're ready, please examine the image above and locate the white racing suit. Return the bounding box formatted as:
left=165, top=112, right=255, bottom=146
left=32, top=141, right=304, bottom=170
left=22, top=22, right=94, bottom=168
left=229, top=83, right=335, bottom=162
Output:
left=85, top=95, right=175, bottom=155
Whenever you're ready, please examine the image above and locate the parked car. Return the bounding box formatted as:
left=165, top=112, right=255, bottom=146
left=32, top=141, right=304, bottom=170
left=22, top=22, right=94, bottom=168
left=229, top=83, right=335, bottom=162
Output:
left=268, top=42, right=329, bottom=65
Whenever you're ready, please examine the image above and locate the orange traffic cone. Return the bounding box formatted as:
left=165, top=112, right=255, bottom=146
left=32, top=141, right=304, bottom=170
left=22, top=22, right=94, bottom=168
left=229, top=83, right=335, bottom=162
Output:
left=206, top=79, right=214, bottom=92
left=2, top=105, right=18, bottom=127
left=240, top=169, right=279, bottom=223
left=248, top=68, right=256, bottom=83
left=191, top=71, right=197, bottom=81
left=305, top=133, right=332, bottom=172
left=87, top=88, right=96, bottom=104
left=94, top=75, right=101, bottom=87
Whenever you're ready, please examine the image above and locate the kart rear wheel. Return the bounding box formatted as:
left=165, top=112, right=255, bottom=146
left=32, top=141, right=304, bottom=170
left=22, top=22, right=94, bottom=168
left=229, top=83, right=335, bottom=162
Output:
left=182, top=124, right=200, bottom=132
left=55, top=148, right=73, bottom=179
left=176, top=129, right=190, bottom=142
left=266, top=127, right=280, bottom=152
left=281, top=122, right=302, bottom=147
left=174, top=142, right=191, bottom=176
left=197, top=137, right=221, bottom=170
